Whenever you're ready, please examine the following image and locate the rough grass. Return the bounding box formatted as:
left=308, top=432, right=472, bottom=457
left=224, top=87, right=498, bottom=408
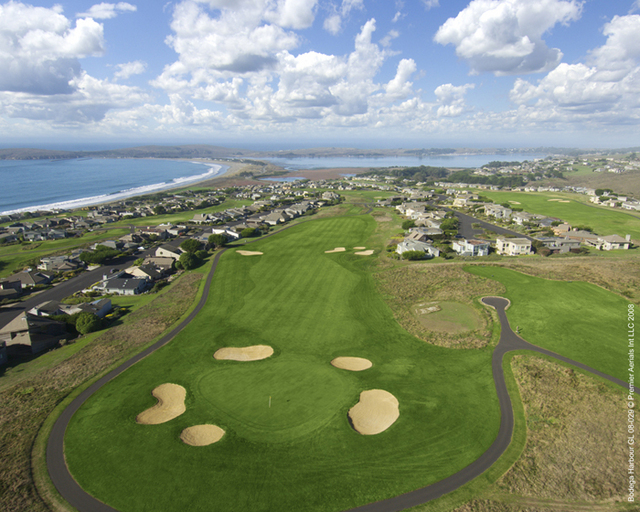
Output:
left=376, top=263, right=505, bottom=348
left=498, top=257, right=640, bottom=302
left=453, top=355, right=634, bottom=512
left=0, top=273, right=202, bottom=512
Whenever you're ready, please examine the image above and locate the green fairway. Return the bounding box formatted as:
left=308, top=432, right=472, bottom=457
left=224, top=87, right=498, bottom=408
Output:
left=476, top=190, right=640, bottom=240
left=466, top=265, right=630, bottom=382
left=64, top=215, right=501, bottom=512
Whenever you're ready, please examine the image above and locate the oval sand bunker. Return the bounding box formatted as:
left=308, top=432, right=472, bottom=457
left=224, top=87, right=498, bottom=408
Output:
left=214, top=345, right=274, bottom=361
left=331, top=357, right=373, bottom=371
left=136, top=383, right=186, bottom=425
left=349, top=389, right=399, bottom=435
left=180, top=424, right=226, bottom=446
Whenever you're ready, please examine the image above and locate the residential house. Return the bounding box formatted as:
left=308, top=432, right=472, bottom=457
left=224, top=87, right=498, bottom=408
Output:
left=552, top=223, right=572, bottom=236
left=452, top=239, right=491, bottom=257
left=564, top=230, right=598, bottom=245
left=396, top=239, right=440, bottom=258
left=156, top=244, right=183, bottom=260
left=485, top=204, right=513, bottom=220
left=0, top=280, right=22, bottom=301
left=535, top=237, right=581, bottom=253
left=101, top=277, right=148, bottom=295
left=38, top=255, right=82, bottom=272
left=589, top=234, right=631, bottom=250
left=0, top=312, right=67, bottom=354
left=495, top=237, right=532, bottom=256
left=2, top=270, right=53, bottom=289
left=142, top=257, right=175, bottom=273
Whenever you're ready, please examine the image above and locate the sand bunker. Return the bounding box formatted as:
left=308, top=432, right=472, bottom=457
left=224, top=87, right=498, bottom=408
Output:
left=136, top=383, right=186, bottom=425
left=325, top=247, right=346, bottom=253
left=237, top=250, right=263, bottom=256
left=547, top=199, right=561, bottom=201
left=180, top=424, right=226, bottom=446
left=354, top=250, right=374, bottom=256
left=559, top=200, right=571, bottom=203
left=354, top=246, right=366, bottom=250
left=348, top=389, right=399, bottom=435
left=331, top=357, right=373, bottom=371
left=508, top=201, right=521, bottom=204
left=214, top=345, right=274, bottom=361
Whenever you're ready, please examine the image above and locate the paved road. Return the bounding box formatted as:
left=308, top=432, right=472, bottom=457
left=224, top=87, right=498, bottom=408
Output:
left=46, top=248, right=634, bottom=511
left=0, top=255, right=137, bottom=329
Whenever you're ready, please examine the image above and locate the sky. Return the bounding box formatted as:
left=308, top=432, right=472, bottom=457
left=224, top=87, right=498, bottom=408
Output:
left=1, top=0, right=640, bottom=149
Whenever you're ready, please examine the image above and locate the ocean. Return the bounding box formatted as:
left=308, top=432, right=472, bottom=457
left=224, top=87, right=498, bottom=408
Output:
left=0, top=159, right=228, bottom=215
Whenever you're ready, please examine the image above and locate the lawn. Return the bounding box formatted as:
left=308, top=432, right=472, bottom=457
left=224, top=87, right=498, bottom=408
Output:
left=64, top=215, right=501, bottom=512
left=465, top=265, right=630, bottom=382
left=476, top=190, right=640, bottom=240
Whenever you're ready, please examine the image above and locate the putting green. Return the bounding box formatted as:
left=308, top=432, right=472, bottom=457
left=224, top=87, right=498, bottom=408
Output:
left=414, top=301, right=482, bottom=333
left=197, top=355, right=356, bottom=442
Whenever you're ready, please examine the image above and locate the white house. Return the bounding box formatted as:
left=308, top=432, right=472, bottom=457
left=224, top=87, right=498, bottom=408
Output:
left=396, top=239, right=440, bottom=258
left=452, top=239, right=490, bottom=257
left=495, top=237, right=532, bottom=256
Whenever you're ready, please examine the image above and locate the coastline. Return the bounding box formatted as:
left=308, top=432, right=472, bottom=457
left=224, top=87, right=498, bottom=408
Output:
left=1, top=158, right=251, bottom=216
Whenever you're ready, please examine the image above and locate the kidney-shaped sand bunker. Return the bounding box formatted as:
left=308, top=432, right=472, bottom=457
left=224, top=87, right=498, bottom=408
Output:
left=348, top=389, right=399, bottom=435
left=136, top=383, right=186, bottom=425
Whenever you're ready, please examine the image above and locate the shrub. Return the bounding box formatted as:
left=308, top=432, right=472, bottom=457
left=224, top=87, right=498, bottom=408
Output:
left=401, top=250, right=426, bottom=260
left=401, top=220, right=416, bottom=230
left=76, top=312, right=102, bottom=335
left=241, top=227, right=259, bottom=238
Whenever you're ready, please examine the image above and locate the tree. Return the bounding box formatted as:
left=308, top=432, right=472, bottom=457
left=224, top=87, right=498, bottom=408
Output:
left=76, top=312, right=102, bottom=335
left=208, top=234, right=227, bottom=248
left=401, top=219, right=416, bottom=230
left=177, top=252, right=200, bottom=270
left=153, top=205, right=167, bottom=215
left=180, top=239, right=202, bottom=254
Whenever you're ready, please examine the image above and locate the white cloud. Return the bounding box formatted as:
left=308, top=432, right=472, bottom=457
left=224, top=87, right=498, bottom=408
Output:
left=0, top=72, right=150, bottom=124
left=264, top=0, right=318, bottom=29
left=422, top=0, right=439, bottom=9
left=77, top=2, right=137, bottom=20
left=323, top=0, right=364, bottom=35
left=435, top=83, right=475, bottom=117
left=385, top=58, right=416, bottom=99
left=0, top=2, right=104, bottom=94
left=114, top=61, right=147, bottom=80
left=509, top=15, right=640, bottom=123
left=434, top=0, right=582, bottom=75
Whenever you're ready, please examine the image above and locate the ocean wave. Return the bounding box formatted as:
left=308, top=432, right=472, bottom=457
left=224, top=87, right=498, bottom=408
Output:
left=1, top=163, right=226, bottom=215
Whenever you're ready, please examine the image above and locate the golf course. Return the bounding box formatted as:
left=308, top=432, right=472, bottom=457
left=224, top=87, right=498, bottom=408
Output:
left=58, top=212, right=633, bottom=512
left=63, top=214, right=501, bottom=512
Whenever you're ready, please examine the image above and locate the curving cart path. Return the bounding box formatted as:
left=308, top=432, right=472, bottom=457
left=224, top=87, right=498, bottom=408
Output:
left=46, top=259, right=636, bottom=512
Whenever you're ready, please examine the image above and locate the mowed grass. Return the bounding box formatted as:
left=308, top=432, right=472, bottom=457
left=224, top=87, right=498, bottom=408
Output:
left=65, top=215, right=501, bottom=512
left=415, top=301, right=483, bottom=333
left=476, top=190, right=640, bottom=240
left=466, top=265, right=630, bottom=382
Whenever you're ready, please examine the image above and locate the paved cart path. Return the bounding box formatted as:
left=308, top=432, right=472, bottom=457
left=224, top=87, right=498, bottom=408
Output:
left=46, top=251, right=635, bottom=512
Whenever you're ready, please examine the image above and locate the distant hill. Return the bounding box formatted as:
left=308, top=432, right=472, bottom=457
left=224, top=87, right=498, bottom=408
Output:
left=0, top=144, right=636, bottom=161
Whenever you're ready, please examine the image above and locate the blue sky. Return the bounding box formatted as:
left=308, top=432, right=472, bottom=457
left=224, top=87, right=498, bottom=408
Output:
left=1, top=0, right=640, bottom=149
